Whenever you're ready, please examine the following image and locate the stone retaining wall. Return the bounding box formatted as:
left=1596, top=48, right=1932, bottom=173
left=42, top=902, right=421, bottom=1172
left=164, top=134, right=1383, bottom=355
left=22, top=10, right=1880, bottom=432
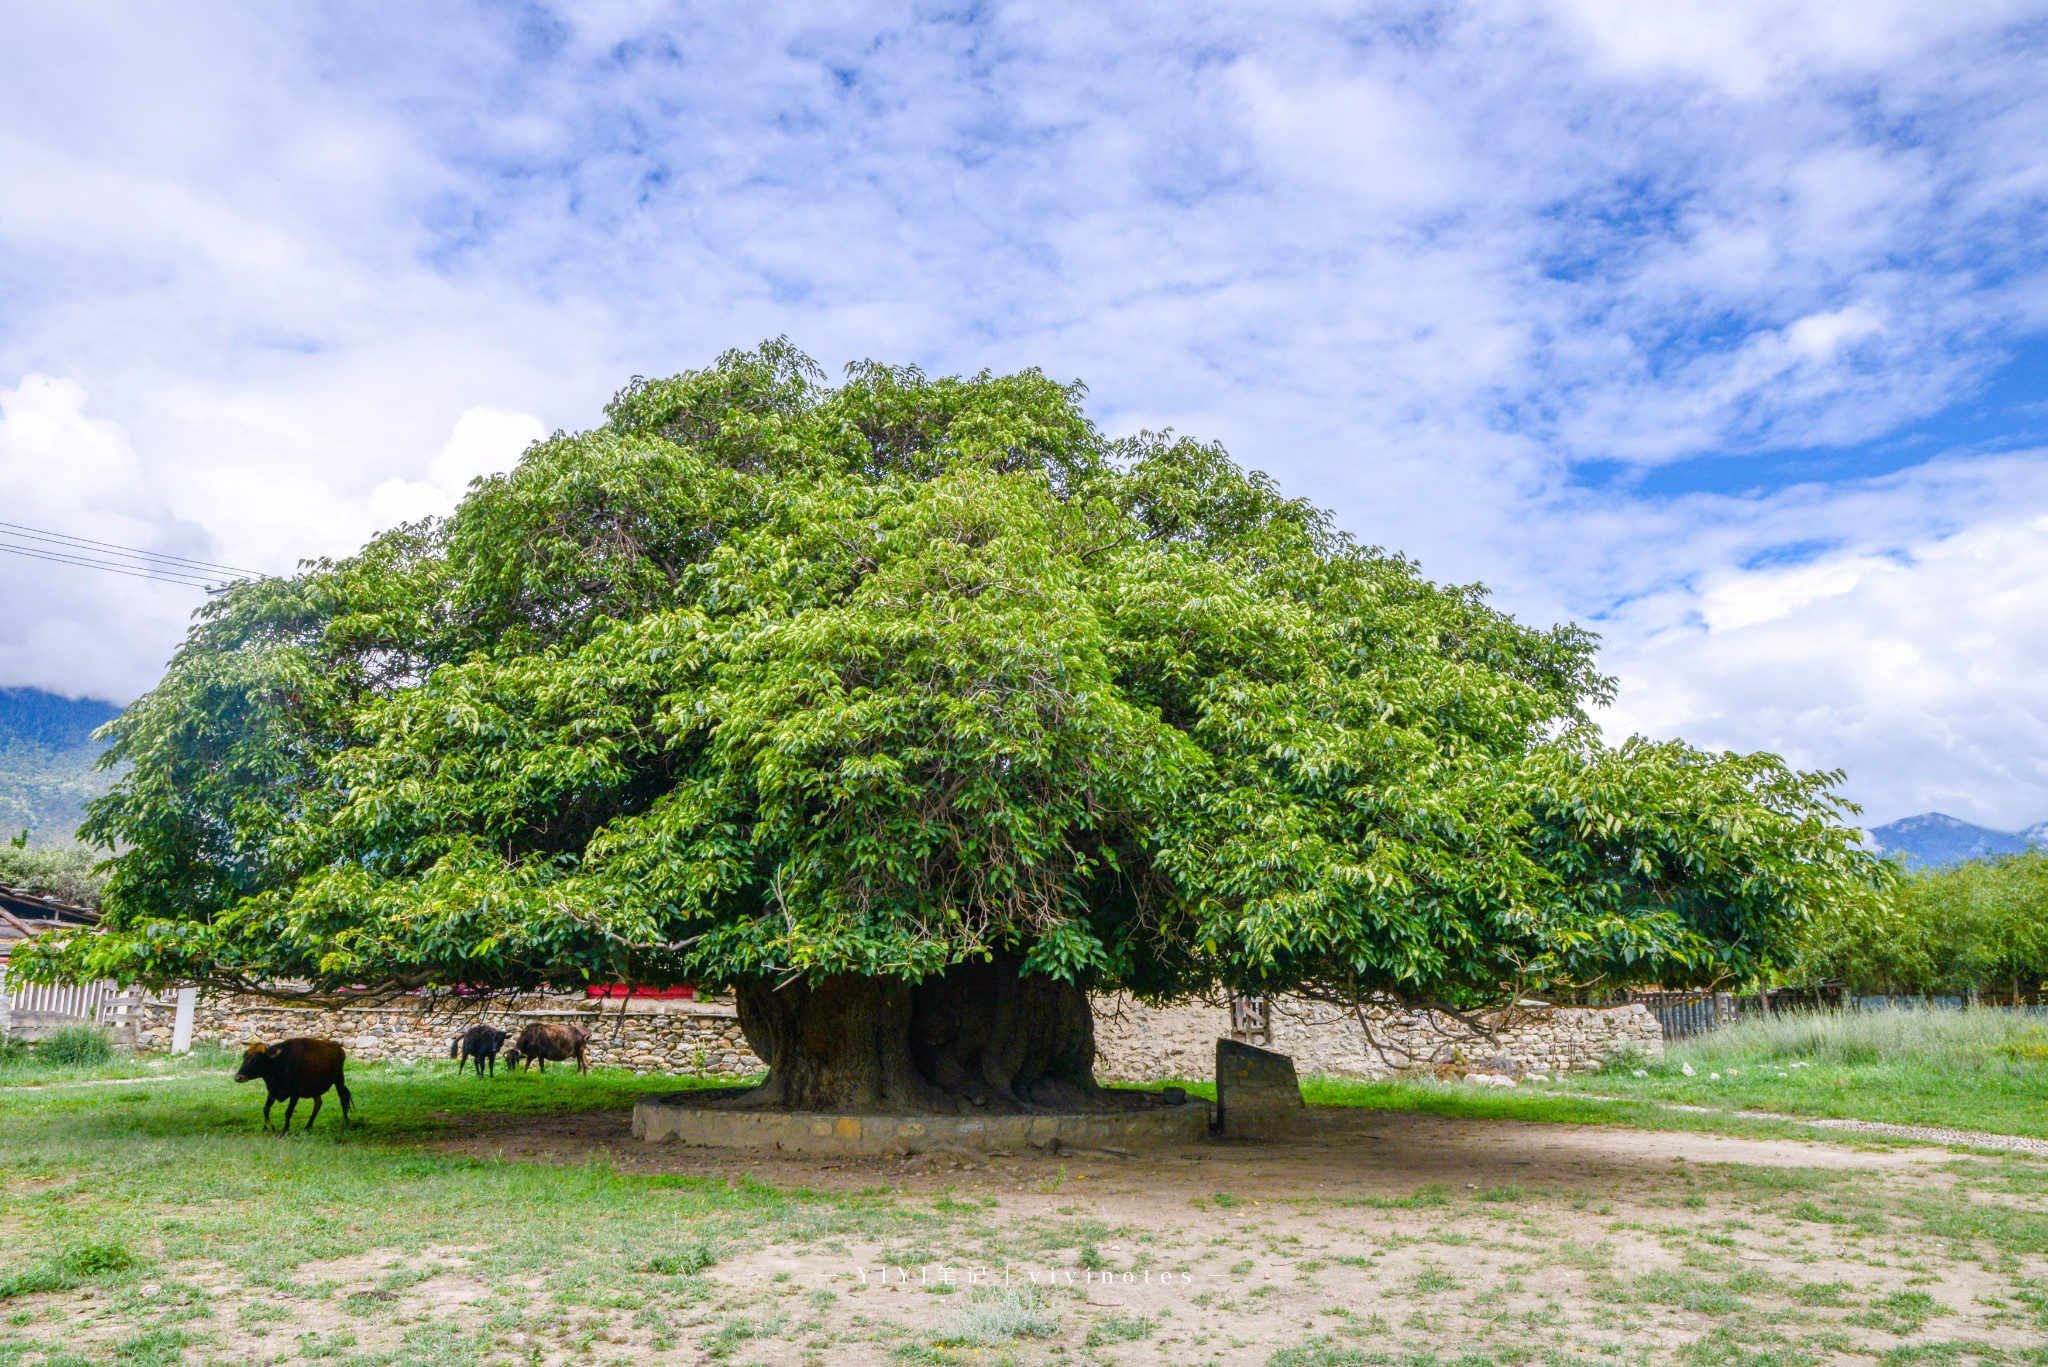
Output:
left=1093, top=995, right=1662, bottom=1081
left=130, top=988, right=1658, bottom=1083
left=127, top=993, right=760, bottom=1078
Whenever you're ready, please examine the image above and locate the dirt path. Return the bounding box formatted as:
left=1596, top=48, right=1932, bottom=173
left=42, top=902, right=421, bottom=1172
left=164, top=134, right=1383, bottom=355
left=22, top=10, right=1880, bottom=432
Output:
left=1559, top=1089, right=2048, bottom=1155
left=0, top=1073, right=191, bottom=1091
left=1705, top=1106, right=2048, bottom=1154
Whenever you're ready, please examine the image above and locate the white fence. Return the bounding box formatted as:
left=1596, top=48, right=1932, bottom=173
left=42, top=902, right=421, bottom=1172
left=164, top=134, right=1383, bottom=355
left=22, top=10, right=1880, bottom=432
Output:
left=0, top=964, right=180, bottom=1044
left=4, top=976, right=119, bottom=1021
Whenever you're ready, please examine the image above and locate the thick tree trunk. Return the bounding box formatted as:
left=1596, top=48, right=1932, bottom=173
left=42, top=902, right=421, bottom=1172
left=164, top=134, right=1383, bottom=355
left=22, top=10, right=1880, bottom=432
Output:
left=728, top=974, right=944, bottom=1112
left=720, top=952, right=1141, bottom=1114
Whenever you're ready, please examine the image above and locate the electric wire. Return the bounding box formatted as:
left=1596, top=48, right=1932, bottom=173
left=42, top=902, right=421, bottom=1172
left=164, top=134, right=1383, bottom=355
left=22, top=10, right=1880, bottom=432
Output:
left=0, top=519, right=266, bottom=591
left=0, top=520, right=262, bottom=577
left=0, top=542, right=223, bottom=588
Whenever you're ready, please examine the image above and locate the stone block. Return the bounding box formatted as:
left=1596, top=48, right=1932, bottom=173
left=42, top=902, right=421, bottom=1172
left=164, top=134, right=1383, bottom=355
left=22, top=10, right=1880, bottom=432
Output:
left=633, top=1094, right=1212, bottom=1155
left=1215, top=1038, right=1305, bottom=1138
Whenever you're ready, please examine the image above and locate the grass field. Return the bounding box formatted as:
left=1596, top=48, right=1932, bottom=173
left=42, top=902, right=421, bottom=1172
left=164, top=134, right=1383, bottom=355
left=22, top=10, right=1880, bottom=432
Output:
left=4, top=1040, right=2048, bottom=1366
left=0, top=1039, right=243, bottom=1089
left=1540, top=1008, right=2048, bottom=1139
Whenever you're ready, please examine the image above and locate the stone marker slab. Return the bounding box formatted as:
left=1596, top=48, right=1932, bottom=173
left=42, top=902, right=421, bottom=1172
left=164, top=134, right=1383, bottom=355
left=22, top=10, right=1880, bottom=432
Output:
left=1215, top=1038, right=1306, bottom=1138
left=633, top=1093, right=1213, bottom=1156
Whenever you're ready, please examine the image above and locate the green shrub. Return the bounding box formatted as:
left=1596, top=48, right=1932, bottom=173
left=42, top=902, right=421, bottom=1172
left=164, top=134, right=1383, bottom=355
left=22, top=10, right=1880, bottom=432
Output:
left=0, top=1241, right=141, bottom=1300
left=0, top=842, right=105, bottom=909
left=1599, top=1043, right=1653, bottom=1074
left=38, top=1024, right=115, bottom=1067
left=640, top=1239, right=718, bottom=1275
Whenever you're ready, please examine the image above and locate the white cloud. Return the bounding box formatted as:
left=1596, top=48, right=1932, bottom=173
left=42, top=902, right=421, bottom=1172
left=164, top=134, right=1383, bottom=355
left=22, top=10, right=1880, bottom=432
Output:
left=0, top=374, right=558, bottom=691
left=1556, top=0, right=2033, bottom=95
left=0, top=1, right=2043, bottom=825
left=1596, top=455, right=2048, bottom=829
left=369, top=408, right=548, bottom=526
left=0, top=375, right=213, bottom=697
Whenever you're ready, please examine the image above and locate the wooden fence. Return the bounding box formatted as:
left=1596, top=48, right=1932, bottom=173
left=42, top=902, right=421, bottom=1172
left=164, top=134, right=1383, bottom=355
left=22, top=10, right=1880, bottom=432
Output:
left=1228, top=994, right=1272, bottom=1046
left=1635, top=991, right=1730, bottom=1041
left=1632, top=987, right=2048, bottom=1041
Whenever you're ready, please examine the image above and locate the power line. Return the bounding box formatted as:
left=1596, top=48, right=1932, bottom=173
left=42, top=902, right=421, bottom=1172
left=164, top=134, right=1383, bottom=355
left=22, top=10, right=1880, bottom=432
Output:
left=0, top=542, right=222, bottom=589
left=0, top=520, right=267, bottom=593
left=0, top=520, right=262, bottom=578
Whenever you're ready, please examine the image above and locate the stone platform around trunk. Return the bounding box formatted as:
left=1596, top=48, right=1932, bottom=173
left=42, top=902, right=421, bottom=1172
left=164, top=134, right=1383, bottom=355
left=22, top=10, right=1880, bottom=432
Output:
left=632, top=1091, right=1214, bottom=1156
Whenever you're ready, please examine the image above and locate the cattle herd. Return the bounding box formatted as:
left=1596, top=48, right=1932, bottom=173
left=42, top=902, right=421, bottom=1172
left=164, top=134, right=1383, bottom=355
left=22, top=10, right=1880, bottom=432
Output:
left=453, top=1021, right=591, bottom=1075
left=234, top=1021, right=594, bottom=1133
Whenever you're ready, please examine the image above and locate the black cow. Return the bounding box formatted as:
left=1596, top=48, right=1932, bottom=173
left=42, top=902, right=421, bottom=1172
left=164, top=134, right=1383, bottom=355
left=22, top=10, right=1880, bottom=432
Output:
left=450, top=1024, right=508, bottom=1077
left=502, top=1021, right=590, bottom=1073
left=234, top=1038, right=353, bottom=1133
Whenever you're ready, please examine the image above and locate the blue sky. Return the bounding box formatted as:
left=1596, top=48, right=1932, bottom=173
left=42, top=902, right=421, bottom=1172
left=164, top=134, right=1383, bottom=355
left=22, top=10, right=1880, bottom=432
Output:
left=1604, top=337, right=2048, bottom=499
left=1, top=1, right=2046, bottom=828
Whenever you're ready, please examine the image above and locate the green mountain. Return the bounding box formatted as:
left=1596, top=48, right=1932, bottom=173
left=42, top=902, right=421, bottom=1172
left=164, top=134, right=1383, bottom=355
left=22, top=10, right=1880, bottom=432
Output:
left=1867, top=811, right=2042, bottom=868
left=0, top=687, right=121, bottom=845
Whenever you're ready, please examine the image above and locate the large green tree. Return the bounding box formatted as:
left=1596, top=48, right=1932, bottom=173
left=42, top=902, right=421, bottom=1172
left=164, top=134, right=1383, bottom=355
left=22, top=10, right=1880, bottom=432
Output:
left=20, top=343, right=1879, bottom=1111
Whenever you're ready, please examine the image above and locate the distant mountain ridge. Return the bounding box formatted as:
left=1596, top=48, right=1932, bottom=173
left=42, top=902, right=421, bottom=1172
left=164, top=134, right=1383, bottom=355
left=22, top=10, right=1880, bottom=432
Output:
left=0, top=687, right=121, bottom=845
left=1868, top=812, right=2045, bottom=869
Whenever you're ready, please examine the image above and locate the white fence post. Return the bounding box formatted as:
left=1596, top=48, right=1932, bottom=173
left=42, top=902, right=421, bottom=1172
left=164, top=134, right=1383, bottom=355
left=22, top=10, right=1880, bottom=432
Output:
left=172, top=987, right=196, bottom=1054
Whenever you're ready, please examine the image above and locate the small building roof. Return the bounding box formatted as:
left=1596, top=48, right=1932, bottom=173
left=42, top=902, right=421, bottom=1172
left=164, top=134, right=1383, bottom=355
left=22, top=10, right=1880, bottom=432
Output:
left=0, top=885, right=99, bottom=958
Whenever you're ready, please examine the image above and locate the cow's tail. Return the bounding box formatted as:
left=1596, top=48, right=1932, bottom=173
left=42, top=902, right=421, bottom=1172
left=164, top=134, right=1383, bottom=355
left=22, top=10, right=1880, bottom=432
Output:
left=449, top=1038, right=460, bottom=1059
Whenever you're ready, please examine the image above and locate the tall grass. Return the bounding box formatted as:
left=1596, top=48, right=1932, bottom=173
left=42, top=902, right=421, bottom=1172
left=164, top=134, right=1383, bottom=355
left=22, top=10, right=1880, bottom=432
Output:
left=0, top=1241, right=142, bottom=1300
left=1550, top=1005, right=2048, bottom=1138
left=37, top=1023, right=116, bottom=1067
left=1671, top=1005, right=2048, bottom=1069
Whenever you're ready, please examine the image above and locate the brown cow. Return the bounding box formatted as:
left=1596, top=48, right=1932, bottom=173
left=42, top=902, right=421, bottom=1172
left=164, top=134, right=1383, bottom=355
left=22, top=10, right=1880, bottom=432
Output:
left=502, top=1021, right=590, bottom=1073
left=234, top=1038, right=353, bottom=1133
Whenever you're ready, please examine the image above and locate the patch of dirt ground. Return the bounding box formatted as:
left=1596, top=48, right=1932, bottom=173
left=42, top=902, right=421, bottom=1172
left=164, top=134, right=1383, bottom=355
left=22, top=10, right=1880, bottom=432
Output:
left=10, top=1106, right=2043, bottom=1367
left=394, top=1104, right=2040, bottom=1365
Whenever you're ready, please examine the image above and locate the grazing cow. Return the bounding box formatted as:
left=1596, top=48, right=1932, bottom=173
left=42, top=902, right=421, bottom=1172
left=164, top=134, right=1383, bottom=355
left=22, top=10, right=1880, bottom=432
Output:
left=502, top=1021, right=590, bottom=1074
left=450, top=1024, right=508, bottom=1077
left=234, top=1038, right=352, bottom=1133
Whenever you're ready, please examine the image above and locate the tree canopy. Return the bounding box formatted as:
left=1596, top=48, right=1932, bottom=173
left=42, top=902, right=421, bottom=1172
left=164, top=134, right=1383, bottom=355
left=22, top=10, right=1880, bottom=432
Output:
left=20, top=343, right=1880, bottom=1009
left=1793, top=850, right=2048, bottom=999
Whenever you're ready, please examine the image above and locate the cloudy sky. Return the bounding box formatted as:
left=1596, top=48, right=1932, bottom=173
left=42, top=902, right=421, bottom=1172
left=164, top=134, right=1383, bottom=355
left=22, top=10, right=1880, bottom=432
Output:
left=2, top=1, right=2045, bottom=829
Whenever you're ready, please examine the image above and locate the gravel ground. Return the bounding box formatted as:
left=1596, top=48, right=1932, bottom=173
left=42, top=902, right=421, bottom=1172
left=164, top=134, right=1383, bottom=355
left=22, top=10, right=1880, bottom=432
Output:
left=1754, top=1113, right=2048, bottom=1154
left=1621, top=1097, right=2048, bottom=1155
